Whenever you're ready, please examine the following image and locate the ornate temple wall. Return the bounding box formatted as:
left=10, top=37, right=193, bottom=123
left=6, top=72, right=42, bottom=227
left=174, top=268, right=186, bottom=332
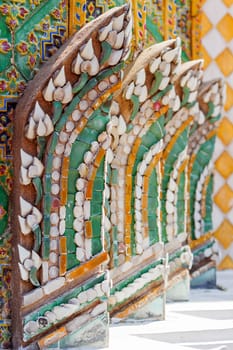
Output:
left=0, top=0, right=230, bottom=348
left=200, top=0, right=233, bottom=269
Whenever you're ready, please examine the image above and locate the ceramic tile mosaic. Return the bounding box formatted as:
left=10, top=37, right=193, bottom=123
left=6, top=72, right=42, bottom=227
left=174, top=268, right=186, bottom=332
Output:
left=12, top=5, right=132, bottom=348
left=201, top=0, right=233, bottom=269
left=0, top=0, right=226, bottom=348
left=0, top=1, right=68, bottom=347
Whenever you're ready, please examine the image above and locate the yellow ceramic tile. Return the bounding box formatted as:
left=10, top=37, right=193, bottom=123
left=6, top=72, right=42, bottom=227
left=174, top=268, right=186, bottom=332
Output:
left=217, top=117, right=233, bottom=145
left=215, top=151, right=233, bottom=178
left=222, top=0, right=233, bottom=7
left=218, top=255, right=233, bottom=269
left=217, top=14, right=233, bottom=42
left=214, top=183, right=233, bottom=213
left=201, top=45, right=212, bottom=69
left=215, top=48, right=233, bottom=76
left=201, top=12, right=213, bottom=37
left=214, top=219, right=233, bottom=249
left=224, top=83, right=233, bottom=111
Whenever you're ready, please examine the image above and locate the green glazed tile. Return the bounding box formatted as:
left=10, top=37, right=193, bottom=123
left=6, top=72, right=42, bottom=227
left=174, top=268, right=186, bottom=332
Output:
left=100, top=41, right=112, bottom=65
left=92, top=190, right=103, bottom=202
left=149, top=230, right=159, bottom=244
left=91, top=215, right=102, bottom=237
left=0, top=18, right=12, bottom=73
left=149, top=116, right=165, bottom=140
left=65, top=201, right=74, bottom=229
left=181, top=86, right=190, bottom=106
left=44, top=173, right=51, bottom=194
left=91, top=202, right=102, bottom=217
left=87, top=114, right=108, bottom=133
left=29, top=266, right=40, bottom=287
left=83, top=274, right=104, bottom=291
left=72, top=73, right=89, bottom=94
left=77, top=127, right=99, bottom=144
left=48, top=132, right=59, bottom=155
left=33, top=225, right=42, bottom=252
left=43, top=194, right=52, bottom=216
left=52, top=101, right=63, bottom=125
left=130, top=95, right=140, bottom=121
left=43, top=214, right=51, bottom=237
left=93, top=178, right=105, bottom=191
left=69, top=141, right=89, bottom=169
left=150, top=71, right=163, bottom=95
left=42, top=236, right=50, bottom=260
left=65, top=229, right=76, bottom=254
left=92, top=238, right=102, bottom=256
left=148, top=215, right=157, bottom=227
left=141, top=130, right=157, bottom=148
left=33, top=177, right=43, bottom=205
left=37, top=136, right=46, bottom=160
left=67, top=253, right=79, bottom=270
left=67, top=169, right=79, bottom=194
left=0, top=186, right=8, bottom=235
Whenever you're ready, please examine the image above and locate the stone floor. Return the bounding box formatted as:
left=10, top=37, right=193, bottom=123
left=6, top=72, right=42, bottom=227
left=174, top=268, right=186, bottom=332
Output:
left=107, top=270, right=233, bottom=350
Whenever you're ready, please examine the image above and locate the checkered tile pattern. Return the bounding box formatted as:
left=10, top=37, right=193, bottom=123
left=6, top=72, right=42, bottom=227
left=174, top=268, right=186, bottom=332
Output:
left=201, top=0, right=233, bottom=269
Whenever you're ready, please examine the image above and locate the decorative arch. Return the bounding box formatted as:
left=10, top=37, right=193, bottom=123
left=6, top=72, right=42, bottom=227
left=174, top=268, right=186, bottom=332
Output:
left=188, top=79, right=224, bottom=282
left=12, top=5, right=132, bottom=349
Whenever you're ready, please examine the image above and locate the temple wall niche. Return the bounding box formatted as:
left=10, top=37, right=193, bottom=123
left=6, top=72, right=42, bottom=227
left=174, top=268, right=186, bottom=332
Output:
left=0, top=0, right=229, bottom=348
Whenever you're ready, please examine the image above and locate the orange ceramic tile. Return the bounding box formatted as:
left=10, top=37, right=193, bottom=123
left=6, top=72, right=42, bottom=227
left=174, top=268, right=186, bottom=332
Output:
left=38, top=327, right=67, bottom=349
left=128, top=153, right=135, bottom=166
left=215, top=151, right=233, bottom=179
left=191, top=0, right=206, bottom=16
left=200, top=45, right=212, bottom=69
left=214, top=219, right=233, bottom=249
left=224, top=83, right=233, bottom=111
left=74, top=117, right=88, bottom=134
left=66, top=252, right=108, bottom=282
left=215, top=48, right=233, bottom=76
left=143, top=225, right=149, bottom=238
left=92, top=98, right=103, bottom=111
left=222, top=0, right=233, bottom=7
left=125, top=214, right=132, bottom=225
left=59, top=254, right=67, bottom=276
left=189, top=232, right=213, bottom=249
left=60, top=175, right=68, bottom=206
left=125, top=236, right=131, bottom=244
left=201, top=12, right=213, bottom=36
left=85, top=220, right=93, bottom=239
left=217, top=117, right=233, bottom=145
left=214, top=184, right=233, bottom=213
left=125, top=178, right=132, bottom=194
left=62, top=157, right=70, bottom=176
left=60, top=236, right=67, bottom=254
left=217, top=14, right=233, bottom=42
left=142, top=209, right=148, bottom=223
left=90, top=165, right=98, bottom=181
left=143, top=175, right=149, bottom=193
left=142, top=194, right=148, bottom=209
left=125, top=201, right=131, bottom=213
left=94, top=148, right=105, bottom=167
left=218, top=255, right=233, bottom=269
left=86, top=180, right=94, bottom=199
